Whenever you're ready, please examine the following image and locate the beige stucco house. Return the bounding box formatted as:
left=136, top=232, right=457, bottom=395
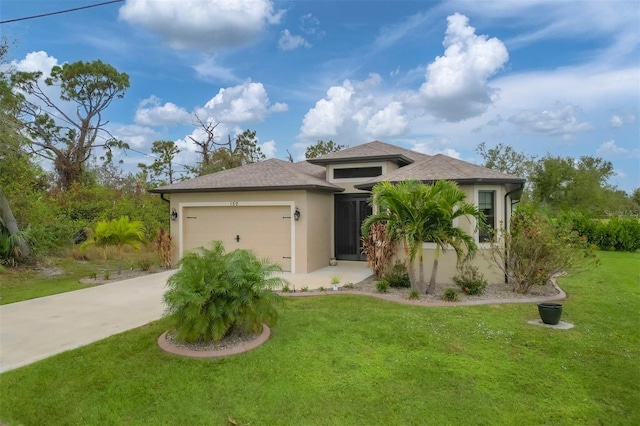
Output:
left=151, top=141, right=525, bottom=284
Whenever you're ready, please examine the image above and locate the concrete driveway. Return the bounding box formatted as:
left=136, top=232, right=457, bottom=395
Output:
left=0, top=261, right=372, bottom=373
left=0, top=270, right=175, bottom=373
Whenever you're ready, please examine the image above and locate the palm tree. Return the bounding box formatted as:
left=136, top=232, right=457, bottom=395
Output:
left=362, top=180, right=481, bottom=294
left=163, top=241, right=285, bottom=343
left=423, top=181, right=481, bottom=294
left=82, top=216, right=146, bottom=274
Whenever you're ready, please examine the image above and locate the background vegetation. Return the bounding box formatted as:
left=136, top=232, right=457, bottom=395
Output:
left=1, top=40, right=638, bottom=271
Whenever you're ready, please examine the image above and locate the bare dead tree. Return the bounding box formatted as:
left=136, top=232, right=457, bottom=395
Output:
left=188, top=113, right=224, bottom=175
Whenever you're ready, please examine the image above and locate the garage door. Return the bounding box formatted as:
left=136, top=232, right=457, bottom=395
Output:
left=183, top=205, right=292, bottom=271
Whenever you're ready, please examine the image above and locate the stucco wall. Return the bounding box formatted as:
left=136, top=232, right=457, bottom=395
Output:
left=394, top=246, right=503, bottom=285
left=326, top=160, right=400, bottom=193
left=304, top=191, right=333, bottom=271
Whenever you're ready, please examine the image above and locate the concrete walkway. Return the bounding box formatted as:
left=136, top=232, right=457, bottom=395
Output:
left=0, top=262, right=372, bottom=373
left=0, top=270, right=176, bottom=373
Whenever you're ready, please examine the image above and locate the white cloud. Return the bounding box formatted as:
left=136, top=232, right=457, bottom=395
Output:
left=299, top=74, right=408, bottom=142
left=259, top=140, right=277, bottom=158
left=12, top=50, right=58, bottom=73
left=597, top=140, right=640, bottom=158
left=119, top=0, right=283, bottom=51
left=193, top=56, right=240, bottom=82
left=410, top=138, right=461, bottom=158
left=364, top=102, right=408, bottom=137
left=278, top=29, right=311, bottom=51
left=458, top=0, right=639, bottom=64
left=508, top=103, right=592, bottom=136
left=270, top=103, right=289, bottom=113
left=202, top=80, right=287, bottom=123
left=300, top=13, right=323, bottom=37
left=405, top=13, right=509, bottom=122
left=609, top=110, right=637, bottom=128
left=134, top=96, right=191, bottom=127
left=110, top=124, right=159, bottom=149
left=300, top=82, right=355, bottom=137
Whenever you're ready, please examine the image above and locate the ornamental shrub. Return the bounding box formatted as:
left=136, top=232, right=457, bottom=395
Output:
left=486, top=207, right=599, bottom=294
left=452, top=262, right=488, bottom=295
left=163, top=241, right=285, bottom=343
left=376, top=280, right=390, bottom=293
left=382, top=260, right=411, bottom=288
left=442, top=288, right=459, bottom=302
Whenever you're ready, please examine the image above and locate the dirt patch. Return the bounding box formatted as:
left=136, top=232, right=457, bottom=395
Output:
left=35, top=266, right=64, bottom=278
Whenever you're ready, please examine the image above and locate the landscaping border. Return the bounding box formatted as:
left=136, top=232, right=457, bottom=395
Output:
left=157, top=325, right=271, bottom=358
left=280, top=275, right=567, bottom=307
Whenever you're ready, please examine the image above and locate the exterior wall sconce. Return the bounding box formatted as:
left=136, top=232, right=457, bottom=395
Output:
left=294, top=206, right=301, bottom=221
left=170, top=208, right=178, bottom=221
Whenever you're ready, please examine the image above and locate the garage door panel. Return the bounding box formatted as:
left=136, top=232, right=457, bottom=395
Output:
left=183, top=206, right=291, bottom=271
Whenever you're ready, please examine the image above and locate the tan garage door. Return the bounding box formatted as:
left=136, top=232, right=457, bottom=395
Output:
left=183, top=205, right=292, bottom=271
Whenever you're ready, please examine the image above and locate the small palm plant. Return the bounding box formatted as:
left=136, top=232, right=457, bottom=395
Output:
left=81, top=216, right=146, bottom=275
left=163, top=241, right=286, bottom=343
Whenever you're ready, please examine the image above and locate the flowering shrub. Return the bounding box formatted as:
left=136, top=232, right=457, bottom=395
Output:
left=486, top=208, right=599, bottom=294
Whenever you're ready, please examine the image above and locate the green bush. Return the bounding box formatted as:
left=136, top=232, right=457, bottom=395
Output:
left=408, top=289, right=420, bottom=300
left=595, top=217, right=640, bottom=252
left=442, top=288, right=459, bottom=302
left=452, top=262, right=488, bottom=295
left=486, top=207, right=599, bottom=294
left=163, top=241, right=285, bottom=343
left=558, top=212, right=599, bottom=244
left=376, top=280, right=390, bottom=293
left=137, top=255, right=154, bottom=272
left=558, top=213, right=640, bottom=252
left=382, top=260, right=411, bottom=288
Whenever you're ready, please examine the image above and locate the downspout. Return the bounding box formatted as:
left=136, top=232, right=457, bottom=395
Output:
left=160, top=193, right=170, bottom=203
left=503, top=183, right=524, bottom=284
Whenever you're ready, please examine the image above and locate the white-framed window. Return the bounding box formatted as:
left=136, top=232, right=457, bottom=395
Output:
left=478, top=190, right=495, bottom=243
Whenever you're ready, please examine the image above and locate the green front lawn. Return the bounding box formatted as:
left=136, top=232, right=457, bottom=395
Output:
left=0, top=251, right=638, bottom=425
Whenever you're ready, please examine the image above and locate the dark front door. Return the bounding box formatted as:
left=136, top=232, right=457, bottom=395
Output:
left=334, top=194, right=372, bottom=261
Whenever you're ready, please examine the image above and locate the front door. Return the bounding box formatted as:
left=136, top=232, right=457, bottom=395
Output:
left=334, top=194, right=372, bottom=261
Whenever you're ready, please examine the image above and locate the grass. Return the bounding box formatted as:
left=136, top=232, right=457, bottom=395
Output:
left=0, top=247, right=160, bottom=305
left=0, top=251, right=638, bottom=425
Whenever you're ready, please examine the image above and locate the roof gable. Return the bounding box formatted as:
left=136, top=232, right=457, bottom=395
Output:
left=307, top=140, right=430, bottom=166
left=355, top=154, right=526, bottom=190
left=150, top=158, right=343, bottom=193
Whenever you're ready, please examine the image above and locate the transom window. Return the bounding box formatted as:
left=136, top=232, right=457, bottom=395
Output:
left=333, top=166, right=382, bottom=179
left=478, top=190, right=495, bottom=242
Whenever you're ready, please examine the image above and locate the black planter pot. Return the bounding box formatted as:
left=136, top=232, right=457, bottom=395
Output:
left=538, top=303, right=563, bottom=325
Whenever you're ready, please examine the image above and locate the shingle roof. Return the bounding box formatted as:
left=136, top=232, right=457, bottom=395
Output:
left=307, top=140, right=430, bottom=166
left=150, top=158, right=343, bottom=193
left=355, top=154, right=526, bottom=190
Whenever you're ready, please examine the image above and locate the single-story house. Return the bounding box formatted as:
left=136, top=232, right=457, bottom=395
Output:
left=150, top=141, right=524, bottom=284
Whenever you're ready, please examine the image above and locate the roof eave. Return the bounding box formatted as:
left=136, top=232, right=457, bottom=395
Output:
left=149, top=184, right=345, bottom=194
left=354, top=177, right=526, bottom=191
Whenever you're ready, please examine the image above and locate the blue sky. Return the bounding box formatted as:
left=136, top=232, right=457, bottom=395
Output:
left=3, top=0, right=639, bottom=192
